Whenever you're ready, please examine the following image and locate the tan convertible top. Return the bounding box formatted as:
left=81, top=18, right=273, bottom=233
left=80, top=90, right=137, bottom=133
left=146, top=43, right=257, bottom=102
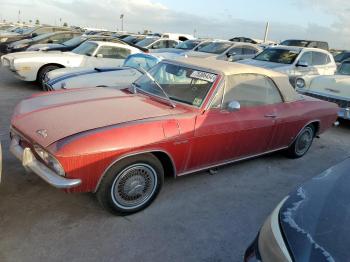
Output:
left=168, top=57, right=299, bottom=102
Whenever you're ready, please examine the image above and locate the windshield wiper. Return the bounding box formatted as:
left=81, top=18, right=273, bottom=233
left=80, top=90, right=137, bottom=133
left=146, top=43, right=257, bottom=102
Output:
left=137, top=67, right=176, bottom=108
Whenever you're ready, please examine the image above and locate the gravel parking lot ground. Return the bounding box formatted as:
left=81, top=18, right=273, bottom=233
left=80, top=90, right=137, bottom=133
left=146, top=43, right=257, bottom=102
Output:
left=0, top=67, right=349, bottom=262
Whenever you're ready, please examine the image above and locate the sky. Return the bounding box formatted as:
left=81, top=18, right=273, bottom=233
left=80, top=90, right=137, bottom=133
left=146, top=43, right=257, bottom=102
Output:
left=0, top=0, right=349, bottom=49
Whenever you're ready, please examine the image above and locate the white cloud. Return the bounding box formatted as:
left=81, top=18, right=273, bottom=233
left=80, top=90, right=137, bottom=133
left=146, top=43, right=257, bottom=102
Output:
left=2, top=0, right=350, bottom=49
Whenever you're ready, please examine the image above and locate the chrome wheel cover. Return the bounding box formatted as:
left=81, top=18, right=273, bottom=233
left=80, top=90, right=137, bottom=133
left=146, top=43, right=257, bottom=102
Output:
left=295, top=128, right=313, bottom=155
left=111, top=163, right=157, bottom=209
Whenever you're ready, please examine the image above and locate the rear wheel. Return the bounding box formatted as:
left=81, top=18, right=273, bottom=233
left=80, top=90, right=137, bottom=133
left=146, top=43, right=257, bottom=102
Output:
left=37, top=65, right=60, bottom=90
left=285, top=125, right=315, bottom=158
left=96, top=154, right=164, bottom=215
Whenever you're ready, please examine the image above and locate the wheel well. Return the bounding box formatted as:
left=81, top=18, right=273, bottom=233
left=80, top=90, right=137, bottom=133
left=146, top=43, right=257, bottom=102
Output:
left=151, top=151, right=176, bottom=178
left=309, top=121, right=320, bottom=136
left=37, top=63, right=65, bottom=81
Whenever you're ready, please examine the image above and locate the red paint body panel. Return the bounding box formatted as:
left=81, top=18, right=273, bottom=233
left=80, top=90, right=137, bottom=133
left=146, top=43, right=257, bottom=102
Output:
left=11, top=77, right=339, bottom=193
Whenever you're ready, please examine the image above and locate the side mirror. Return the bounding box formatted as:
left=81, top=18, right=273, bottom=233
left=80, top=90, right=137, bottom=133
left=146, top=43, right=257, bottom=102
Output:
left=227, top=100, right=241, bottom=112
left=296, top=61, right=308, bottom=67
left=47, top=40, right=53, bottom=44
left=96, top=54, right=103, bottom=58
left=31, top=33, right=38, bottom=38
left=226, top=51, right=236, bottom=58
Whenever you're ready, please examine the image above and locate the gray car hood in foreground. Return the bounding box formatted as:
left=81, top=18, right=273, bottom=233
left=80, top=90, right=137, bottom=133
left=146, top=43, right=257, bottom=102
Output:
left=279, top=158, right=350, bottom=262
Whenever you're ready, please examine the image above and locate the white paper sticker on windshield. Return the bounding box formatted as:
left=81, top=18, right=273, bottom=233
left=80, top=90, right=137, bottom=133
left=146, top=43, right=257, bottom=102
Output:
left=190, top=71, right=217, bottom=83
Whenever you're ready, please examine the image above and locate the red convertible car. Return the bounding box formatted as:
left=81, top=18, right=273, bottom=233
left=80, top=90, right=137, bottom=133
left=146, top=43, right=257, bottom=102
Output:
left=10, top=58, right=338, bottom=215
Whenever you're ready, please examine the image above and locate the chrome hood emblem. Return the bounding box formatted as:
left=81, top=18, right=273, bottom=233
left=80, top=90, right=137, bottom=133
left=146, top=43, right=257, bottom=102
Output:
left=36, top=129, right=48, bottom=138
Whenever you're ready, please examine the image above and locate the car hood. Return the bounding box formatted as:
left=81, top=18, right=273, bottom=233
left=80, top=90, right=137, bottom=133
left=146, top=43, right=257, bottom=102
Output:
left=8, top=38, right=32, bottom=47
left=238, top=59, right=291, bottom=70
left=307, top=75, right=350, bottom=100
left=12, top=88, right=185, bottom=147
left=279, top=158, right=350, bottom=262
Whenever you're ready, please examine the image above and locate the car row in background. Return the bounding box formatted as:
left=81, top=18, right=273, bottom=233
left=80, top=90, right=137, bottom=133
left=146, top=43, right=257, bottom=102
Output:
left=1, top=41, right=142, bottom=87
left=0, top=25, right=74, bottom=53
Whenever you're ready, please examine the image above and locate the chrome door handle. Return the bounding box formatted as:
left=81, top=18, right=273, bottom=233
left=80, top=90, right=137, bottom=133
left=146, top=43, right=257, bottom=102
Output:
left=264, top=114, right=278, bottom=118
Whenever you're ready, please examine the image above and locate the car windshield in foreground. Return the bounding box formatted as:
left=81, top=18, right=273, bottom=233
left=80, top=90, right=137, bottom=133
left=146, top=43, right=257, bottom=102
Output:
left=136, top=37, right=158, bottom=47
left=63, top=36, right=86, bottom=46
left=280, top=40, right=310, bottom=47
left=72, top=41, right=98, bottom=56
left=254, top=48, right=300, bottom=64
left=196, top=42, right=232, bottom=54
left=133, top=62, right=216, bottom=107
left=176, top=40, right=200, bottom=50
left=338, top=62, right=350, bottom=75
left=124, top=55, right=159, bottom=71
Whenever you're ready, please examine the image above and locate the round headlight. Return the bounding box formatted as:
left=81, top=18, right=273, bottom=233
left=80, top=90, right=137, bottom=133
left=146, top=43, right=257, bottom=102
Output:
left=295, top=78, right=305, bottom=89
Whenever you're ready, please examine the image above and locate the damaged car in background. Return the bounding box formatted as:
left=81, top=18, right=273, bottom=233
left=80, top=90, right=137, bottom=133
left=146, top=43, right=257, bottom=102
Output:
left=9, top=58, right=338, bottom=215
left=244, top=157, right=350, bottom=262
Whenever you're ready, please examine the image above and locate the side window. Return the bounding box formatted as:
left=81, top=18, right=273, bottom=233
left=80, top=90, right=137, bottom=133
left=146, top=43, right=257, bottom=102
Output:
left=167, top=40, right=178, bottom=48
left=243, top=46, right=259, bottom=55
left=299, top=52, right=312, bottom=65
left=312, top=52, right=329, bottom=65
left=49, top=33, right=71, bottom=43
left=222, top=74, right=282, bottom=108
left=152, top=40, right=167, bottom=49
left=228, top=47, right=243, bottom=55
left=96, top=46, right=131, bottom=59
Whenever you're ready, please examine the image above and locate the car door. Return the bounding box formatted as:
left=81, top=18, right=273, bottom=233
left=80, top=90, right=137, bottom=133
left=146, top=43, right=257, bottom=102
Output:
left=92, top=45, right=131, bottom=67
left=187, top=73, right=283, bottom=170
left=311, top=51, right=335, bottom=75
left=295, top=51, right=316, bottom=76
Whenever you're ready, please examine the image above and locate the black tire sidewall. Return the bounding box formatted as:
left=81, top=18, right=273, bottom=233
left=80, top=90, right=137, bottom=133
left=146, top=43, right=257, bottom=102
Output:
left=38, top=65, right=60, bottom=89
left=97, top=154, right=164, bottom=215
left=287, top=125, right=315, bottom=158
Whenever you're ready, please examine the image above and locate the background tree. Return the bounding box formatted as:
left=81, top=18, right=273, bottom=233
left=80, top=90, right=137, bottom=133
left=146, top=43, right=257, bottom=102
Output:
left=63, top=22, right=68, bottom=27
left=35, top=19, right=40, bottom=25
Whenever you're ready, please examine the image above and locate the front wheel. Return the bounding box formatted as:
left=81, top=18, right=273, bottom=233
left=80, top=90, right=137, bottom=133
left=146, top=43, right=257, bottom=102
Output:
left=96, top=154, right=164, bottom=215
left=285, top=125, right=315, bottom=158
left=37, top=65, right=60, bottom=90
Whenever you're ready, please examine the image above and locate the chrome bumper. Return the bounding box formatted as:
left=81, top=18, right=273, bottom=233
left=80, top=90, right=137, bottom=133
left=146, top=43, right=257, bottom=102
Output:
left=10, top=138, right=81, bottom=189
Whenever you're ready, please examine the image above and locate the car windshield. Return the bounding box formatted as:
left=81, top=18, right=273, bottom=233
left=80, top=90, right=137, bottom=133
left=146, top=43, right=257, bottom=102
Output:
left=338, top=62, right=350, bottom=75
left=334, top=52, right=350, bottom=63
left=21, top=27, right=37, bottom=35
left=63, top=36, right=86, bottom=46
left=280, top=40, right=310, bottom=47
left=254, top=48, right=300, bottom=64
left=133, top=62, right=216, bottom=107
left=72, top=41, right=98, bottom=56
left=196, top=42, right=232, bottom=54
left=176, top=40, right=200, bottom=50
left=124, top=55, right=159, bottom=71
left=136, top=37, right=158, bottom=47
left=123, top=35, right=145, bottom=44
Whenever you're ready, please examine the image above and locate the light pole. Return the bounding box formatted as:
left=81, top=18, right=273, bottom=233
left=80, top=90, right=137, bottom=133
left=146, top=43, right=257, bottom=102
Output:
left=120, top=14, right=124, bottom=32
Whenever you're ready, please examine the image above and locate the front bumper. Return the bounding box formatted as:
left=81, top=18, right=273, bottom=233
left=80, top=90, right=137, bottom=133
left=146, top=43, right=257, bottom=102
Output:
left=10, top=137, right=81, bottom=189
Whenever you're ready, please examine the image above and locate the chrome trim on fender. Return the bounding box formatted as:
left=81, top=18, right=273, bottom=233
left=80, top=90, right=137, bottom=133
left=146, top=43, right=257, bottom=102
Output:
left=94, top=149, right=177, bottom=192
left=10, top=138, right=81, bottom=189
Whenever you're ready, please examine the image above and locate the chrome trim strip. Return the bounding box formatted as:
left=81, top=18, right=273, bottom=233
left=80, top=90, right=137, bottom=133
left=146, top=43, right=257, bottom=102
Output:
left=302, top=89, right=350, bottom=102
left=94, top=149, right=177, bottom=193
left=10, top=138, right=81, bottom=189
left=178, top=146, right=288, bottom=176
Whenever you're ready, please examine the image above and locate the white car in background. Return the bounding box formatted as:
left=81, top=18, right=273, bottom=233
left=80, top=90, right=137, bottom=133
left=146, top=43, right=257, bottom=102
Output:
left=0, top=41, right=141, bottom=87
left=186, top=40, right=262, bottom=62
left=295, top=60, right=350, bottom=120
left=44, top=52, right=182, bottom=91
left=239, top=46, right=336, bottom=79
left=136, top=37, right=180, bottom=50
